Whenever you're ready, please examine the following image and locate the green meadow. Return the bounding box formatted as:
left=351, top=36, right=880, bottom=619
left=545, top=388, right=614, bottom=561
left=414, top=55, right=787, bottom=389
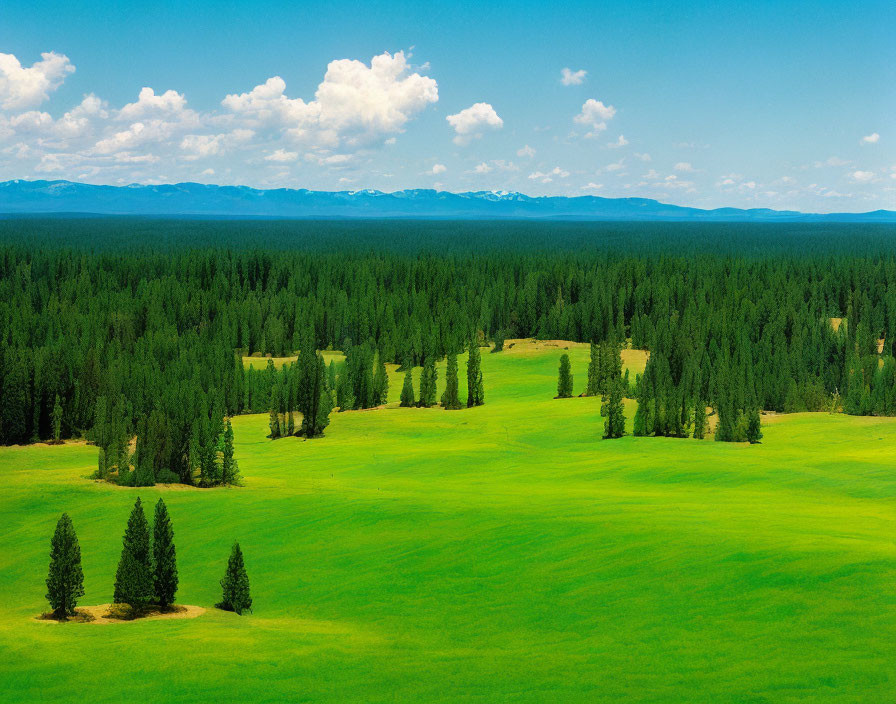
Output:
left=1, top=342, right=894, bottom=703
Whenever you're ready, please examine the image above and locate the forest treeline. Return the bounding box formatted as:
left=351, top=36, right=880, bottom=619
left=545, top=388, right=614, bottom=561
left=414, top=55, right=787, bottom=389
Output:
left=2, top=218, right=896, bottom=481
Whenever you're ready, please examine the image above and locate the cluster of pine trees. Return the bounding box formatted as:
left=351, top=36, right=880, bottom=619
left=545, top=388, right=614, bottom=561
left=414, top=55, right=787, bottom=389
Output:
left=4, top=219, right=896, bottom=471
left=45, top=498, right=252, bottom=619
left=398, top=339, right=485, bottom=409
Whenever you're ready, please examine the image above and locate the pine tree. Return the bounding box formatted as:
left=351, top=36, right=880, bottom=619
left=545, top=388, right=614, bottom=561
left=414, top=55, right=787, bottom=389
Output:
left=491, top=330, right=505, bottom=353
left=586, top=342, right=600, bottom=396
left=113, top=497, right=153, bottom=613
left=557, top=354, right=573, bottom=398
left=268, top=384, right=281, bottom=439
left=466, top=340, right=484, bottom=407
left=746, top=408, right=763, bottom=444
left=693, top=400, right=706, bottom=439
left=45, top=513, right=84, bottom=618
left=152, top=498, right=178, bottom=609
left=443, top=353, right=462, bottom=409
left=603, top=379, right=626, bottom=439
left=372, top=352, right=389, bottom=406
left=632, top=395, right=648, bottom=436
left=328, top=360, right=337, bottom=390
left=51, top=393, right=62, bottom=443
left=399, top=367, right=415, bottom=407
left=221, top=418, right=240, bottom=485
left=219, top=542, right=252, bottom=615
left=418, top=356, right=437, bottom=408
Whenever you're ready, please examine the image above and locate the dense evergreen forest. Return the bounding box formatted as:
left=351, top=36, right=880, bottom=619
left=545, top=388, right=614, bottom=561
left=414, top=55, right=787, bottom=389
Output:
left=2, top=217, right=896, bottom=484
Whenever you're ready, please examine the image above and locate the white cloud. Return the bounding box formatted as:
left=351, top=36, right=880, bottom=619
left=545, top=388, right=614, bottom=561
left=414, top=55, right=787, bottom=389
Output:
left=446, top=102, right=503, bottom=145
left=528, top=166, right=569, bottom=183
left=0, top=51, right=74, bottom=110
left=603, top=159, right=625, bottom=172
left=473, top=162, right=492, bottom=174
left=634, top=152, right=651, bottom=162
left=119, top=87, right=189, bottom=120
left=560, top=68, right=587, bottom=86
left=813, top=156, right=850, bottom=168
left=608, top=134, right=628, bottom=148
left=674, top=161, right=694, bottom=172
left=574, top=98, right=616, bottom=136
left=223, top=50, right=437, bottom=148
left=264, top=148, right=299, bottom=162
left=850, top=170, right=875, bottom=183
left=581, top=182, right=603, bottom=191
left=860, top=133, right=880, bottom=145
left=517, top=144, right=535, bottom=158
left=429, top=163, right=446, bottom=174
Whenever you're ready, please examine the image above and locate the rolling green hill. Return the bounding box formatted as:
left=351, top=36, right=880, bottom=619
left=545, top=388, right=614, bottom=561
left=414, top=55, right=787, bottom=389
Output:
left=1, top=344, right=894, bottom=703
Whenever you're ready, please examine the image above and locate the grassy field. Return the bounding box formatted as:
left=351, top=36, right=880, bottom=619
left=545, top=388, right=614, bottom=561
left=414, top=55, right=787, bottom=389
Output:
left=0, top=342, right=894, bottom=703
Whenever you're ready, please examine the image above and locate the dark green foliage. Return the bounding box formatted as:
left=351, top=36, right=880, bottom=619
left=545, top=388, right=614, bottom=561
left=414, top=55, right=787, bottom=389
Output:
left=152, top=499, right=178, bottom=609
left=491, top=330, right=505, bottom=353
left=219, top=542, right=252, bottom=615
left=557, top=354, right=573, bottom=398
left=603, top=380, right=626, bottom=439
left=585, top=343, right=600, bottom=396
left=372, top=352, right=389, bottom=406
left=113, top=497, right=153, bottom=612
left=443, top=353, right=462, bottom=410
left=400, top=368, right=415, bottom=407
left=747, top=409, right=763, bottom=444
left=4, top=218, right=896, bottom=468
left=466, top=341, right=484, bottom=407
left=221, top=418, right=240, bottom=485
left=633, top=394, right=648, bottom=437
left=51, top=394, right=62, bottom=443
left=45, top=513, right=84, bottom=617
left=418, top=357, right=438, bottom=408
left=693, top=401, right=706, bottom=439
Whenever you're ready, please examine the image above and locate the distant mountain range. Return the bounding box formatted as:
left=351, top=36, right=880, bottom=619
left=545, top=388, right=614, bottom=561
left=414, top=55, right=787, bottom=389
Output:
left=1, top=179, right=894, bottom=222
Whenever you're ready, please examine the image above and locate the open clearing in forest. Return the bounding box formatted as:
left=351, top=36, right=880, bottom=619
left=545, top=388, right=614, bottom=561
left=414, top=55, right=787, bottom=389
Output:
left=1, top=343, right=894, bottom=703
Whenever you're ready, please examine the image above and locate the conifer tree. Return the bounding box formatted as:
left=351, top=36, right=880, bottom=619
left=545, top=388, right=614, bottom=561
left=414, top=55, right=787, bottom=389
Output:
left=52, top=393, right=62, bottom=443
left=372, top=352, right=389, bottom=406
left=491, top=330, right=505, bottom=353
left=152, top=498, right=178, bottom=609
left=45, top=513, right=84, bottom=618
left=557, top=354, right=573, bottom=398
left=96, top=446, right=107, bottom=479
left=632, top=395, right=648, bottom=436
left=418, top=356, right=437, bottom=408
left=113, top=497, right=153, bottom=613
left=586, top=342, right=600, bottom=396
left=693, top=400, right=706, bottom=439
left=219, top=542, right=252, bottom=615
left=221, top=417, right=240, bottom=485
left=268, top=385, right=281, bottom=439
left=603, top=379, right=626, bottom=439
left=399, top=367, right=415, bottom=407
left=466, top=340, right=484, bottom=407
left=746, top=408, right=763, bottom=444
left=443, top=353, right=462, bottom=409
left=328, top=360, right=337, bottom=390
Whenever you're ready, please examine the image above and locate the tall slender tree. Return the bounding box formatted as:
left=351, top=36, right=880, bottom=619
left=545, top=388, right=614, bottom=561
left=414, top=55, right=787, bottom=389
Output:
left=152, top=498, right=178, bottom=609
left=443, top=353, right=462, bottom=410
left=603, top=379, right=626, bottom=439
left=221, top=418, right=240, bottom=485
left=466, top=340, right=484, bottom=407
left=418, top=356, right=437, bottom=408
left=585, top=342, right=600, bottom=396
left=113, top=497, right=153, bottom=613
left=51, top=393, right=63, bottom=443
left=45, top=513, right=84, bottom=618
left=399, top=367, right=415, bottom=407
left=557, top=354, right=573, bottom=398
left=693, top=400, right=706, bottom=439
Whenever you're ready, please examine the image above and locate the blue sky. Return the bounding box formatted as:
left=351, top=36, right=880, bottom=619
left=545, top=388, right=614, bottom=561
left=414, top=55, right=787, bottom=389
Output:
left=1, top=0, right=893, bottom=211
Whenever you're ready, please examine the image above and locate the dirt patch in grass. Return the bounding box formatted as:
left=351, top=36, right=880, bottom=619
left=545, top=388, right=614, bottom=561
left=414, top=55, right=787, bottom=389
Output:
left=35, top=604, right=205, bottom=624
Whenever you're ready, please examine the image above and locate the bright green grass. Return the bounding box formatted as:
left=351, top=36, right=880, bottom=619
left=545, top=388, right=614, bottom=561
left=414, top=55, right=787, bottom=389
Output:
left=1, top=346, right=894, bottom=703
